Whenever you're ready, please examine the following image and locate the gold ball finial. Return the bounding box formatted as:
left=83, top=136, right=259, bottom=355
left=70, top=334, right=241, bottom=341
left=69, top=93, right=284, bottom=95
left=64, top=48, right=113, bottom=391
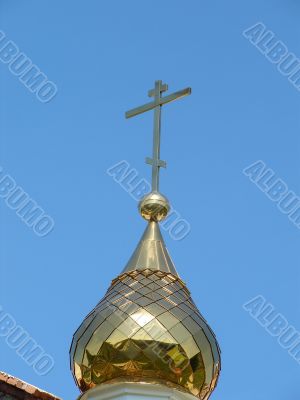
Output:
left=139, top=191, right=170, bottom=222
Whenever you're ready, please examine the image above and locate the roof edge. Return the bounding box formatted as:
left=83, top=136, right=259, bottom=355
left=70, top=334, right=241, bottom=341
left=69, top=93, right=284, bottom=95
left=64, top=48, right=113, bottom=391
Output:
left=0, top=371, right=61, bottom=400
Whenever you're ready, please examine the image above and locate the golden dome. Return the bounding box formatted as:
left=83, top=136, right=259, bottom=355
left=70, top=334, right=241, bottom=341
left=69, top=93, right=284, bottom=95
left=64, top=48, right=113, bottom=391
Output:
left=70, top=222, right=221, bottom=399
left=70, top=80, right=221, bottom=399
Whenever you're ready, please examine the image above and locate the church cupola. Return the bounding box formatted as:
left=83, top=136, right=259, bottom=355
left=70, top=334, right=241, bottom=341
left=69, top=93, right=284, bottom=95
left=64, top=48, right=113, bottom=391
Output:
left=70, top=81, right=221, bottom=400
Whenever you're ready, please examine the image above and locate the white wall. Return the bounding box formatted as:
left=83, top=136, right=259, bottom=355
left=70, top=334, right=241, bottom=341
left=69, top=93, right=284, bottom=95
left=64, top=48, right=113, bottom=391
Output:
left=78, top=382, right=196, bottom=400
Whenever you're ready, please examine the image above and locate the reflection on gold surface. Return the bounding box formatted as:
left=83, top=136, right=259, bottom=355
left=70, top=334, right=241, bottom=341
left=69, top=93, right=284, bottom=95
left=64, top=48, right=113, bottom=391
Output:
left=70, top=269, right=220, bottom=399
left=131, top=310, right=154, bottom=327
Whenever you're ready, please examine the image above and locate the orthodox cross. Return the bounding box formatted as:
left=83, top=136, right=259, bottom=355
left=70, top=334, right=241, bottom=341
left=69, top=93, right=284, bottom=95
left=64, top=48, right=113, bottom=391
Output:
left=125, top=80, right=191, bottom=192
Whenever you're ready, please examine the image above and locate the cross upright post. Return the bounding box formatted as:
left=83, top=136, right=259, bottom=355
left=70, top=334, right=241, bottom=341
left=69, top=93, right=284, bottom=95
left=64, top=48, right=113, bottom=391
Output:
left=125, top=80, right=191, bottom=193
left=149, top=80, right=166, bottom=191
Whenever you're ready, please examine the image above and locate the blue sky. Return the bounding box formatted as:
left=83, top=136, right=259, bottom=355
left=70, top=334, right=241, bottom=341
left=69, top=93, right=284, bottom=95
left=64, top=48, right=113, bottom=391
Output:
left=0, top=0, right=300, bottom=399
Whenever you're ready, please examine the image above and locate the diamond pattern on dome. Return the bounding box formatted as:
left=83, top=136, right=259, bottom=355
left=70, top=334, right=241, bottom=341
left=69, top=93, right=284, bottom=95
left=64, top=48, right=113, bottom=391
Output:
left=70, top=269, right=220, bottom=399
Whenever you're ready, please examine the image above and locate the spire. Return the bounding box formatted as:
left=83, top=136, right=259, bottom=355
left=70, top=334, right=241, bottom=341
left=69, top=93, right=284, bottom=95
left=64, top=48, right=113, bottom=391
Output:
left=123, top=81, right=191, bottom=276
left=122, top=221, right=178, bottom=275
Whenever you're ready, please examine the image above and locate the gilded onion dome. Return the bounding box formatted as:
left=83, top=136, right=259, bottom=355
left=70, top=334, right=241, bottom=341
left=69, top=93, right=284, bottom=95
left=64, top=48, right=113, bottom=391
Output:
left=70, top=81, right=221, bottom=399
left=70, top=217, right=221, bottom=398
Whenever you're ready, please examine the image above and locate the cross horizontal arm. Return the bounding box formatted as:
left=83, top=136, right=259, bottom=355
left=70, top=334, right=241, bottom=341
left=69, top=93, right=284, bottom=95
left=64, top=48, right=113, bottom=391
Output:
left=125, top=87, right=191, bottom=119
left=146, top=157, right=167, bottom=168
left=160, top=87, right=191, bottom=108
left=148, top=83, right=168, bottom=98
left=125, top=100, right=156, bottom=119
